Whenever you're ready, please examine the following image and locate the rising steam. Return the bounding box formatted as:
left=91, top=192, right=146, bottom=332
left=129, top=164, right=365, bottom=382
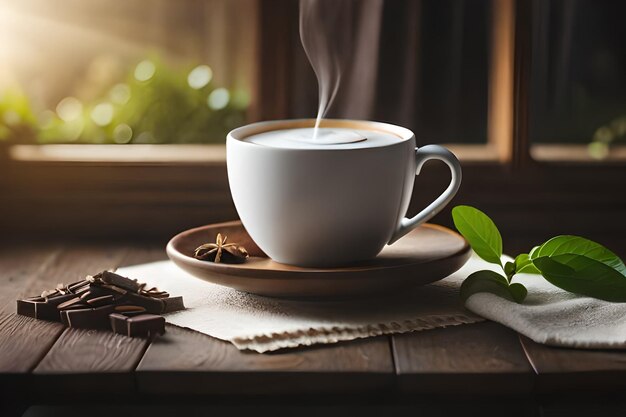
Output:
left=299, top=0, right=354, bottom=139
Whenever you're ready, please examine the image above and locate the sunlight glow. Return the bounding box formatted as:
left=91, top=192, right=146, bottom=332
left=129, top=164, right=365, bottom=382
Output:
left=113, top=123, right=133, bottom=143
left=134, top=60, right=156, bottom=82
left=187, top=65, right=213, bottom=89
left=56, top=97, right=83, bottom=122
left=207, top=88, right=230, bottom=110
left=109, top=83, right=131, bottom=104
left=588, top=141, right=609, bottom=160
left=91, top=102, right=114, bottom=126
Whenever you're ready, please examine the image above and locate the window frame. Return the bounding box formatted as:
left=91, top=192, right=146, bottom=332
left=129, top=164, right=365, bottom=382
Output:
left=3, top=0, right=625, bottom=166
left=1, top=0, right=624, bottom=253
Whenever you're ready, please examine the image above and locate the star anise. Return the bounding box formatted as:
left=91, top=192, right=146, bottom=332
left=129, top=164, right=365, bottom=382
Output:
left=193, top=233, right=249, bottom=263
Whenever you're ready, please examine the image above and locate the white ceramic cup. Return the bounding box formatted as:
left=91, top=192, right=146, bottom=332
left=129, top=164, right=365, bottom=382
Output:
left=227, top=119, right=462, bottom=267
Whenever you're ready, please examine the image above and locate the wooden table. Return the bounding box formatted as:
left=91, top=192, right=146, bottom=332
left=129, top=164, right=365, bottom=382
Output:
left=1, top=242, right=625, bottom=416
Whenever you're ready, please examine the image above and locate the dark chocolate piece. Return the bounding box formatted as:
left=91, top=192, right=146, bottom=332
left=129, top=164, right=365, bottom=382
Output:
left=122, top=293, right=165, bottom=314
left=162, top=296, right=185, bottom=313
left=17, top=270, right=183, bottom=334
left=100, top=284, right=128, bottom=295
left=86, top=294, right=116, bottom=307
left=98, top=271, right=142, bottom=293
left=17, top=293, right=76, bottom=321
left=67, top=280, right=89, bottom=293
left=127, top=314, right=165, bottom=336
left=60, top=305, right=115, bottom=329
left=109, top=313, right=165, bottom=337
left=72, top=284, right=91, bottom=295
left=109, top=313, right=129, bottom=335
left=80, top=285, right=117, bottom=300
left=17, top=299, right=57, bottom=321
left=57, top=297, right=87, bottom=311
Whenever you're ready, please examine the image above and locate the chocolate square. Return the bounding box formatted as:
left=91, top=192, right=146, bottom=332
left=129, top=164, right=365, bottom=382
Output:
left=109, top=313, right=165, bottom=337
left=60, top=305, right=115, bottom=329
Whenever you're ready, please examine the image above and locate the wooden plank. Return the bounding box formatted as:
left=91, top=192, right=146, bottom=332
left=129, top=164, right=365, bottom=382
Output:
left=30, top=244, right=168, bottom=395
left=0, top=244, right=65, bottom=405
left=0, top=314, right=64, bottom=374
left=519, top=336, right=626, bottom=395
left=137, top=325, right=394, bottom=395
left=0, top=244, right=103, bottom=374
left=392, top=322, right=535, bottom=396
left=0, top=245, right=61, bottom=317
left=0, top=245, right=127, bottom=368
left=33, top=328, right=149, bottom=394
left=0, top=244, right=129, bottom=402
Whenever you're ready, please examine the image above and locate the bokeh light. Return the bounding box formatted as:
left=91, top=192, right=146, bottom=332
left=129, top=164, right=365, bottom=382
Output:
left=593, top=126, right=613, bottom=143
left=113, top=123, right=133, bottom=143
left=90, top=102, right=114, bottom=126
left=588, top=142, right=609, bottom=160
left=56, top=97, right=83, bottom=122
left=207, top=88, right=230, bottom=110
left=109, top=83, right=131, bottom=104
left=134, top=60, right=156, bottom=82
left=0, top=51, right=249, bottom=144
left=187, top=65, right=213, bottom=90
left=59, top=119, right=84, bottom=141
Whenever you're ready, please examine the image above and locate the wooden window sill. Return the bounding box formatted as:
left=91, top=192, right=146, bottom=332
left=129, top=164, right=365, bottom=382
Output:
left=7, top=144, right=227, bottom=165
left=6, top=143, right=625, bottom=166
left=531, top=144, right=626, bottom=163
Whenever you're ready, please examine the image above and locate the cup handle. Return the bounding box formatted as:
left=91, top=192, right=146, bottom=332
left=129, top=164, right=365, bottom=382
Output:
left=388, top=144, right=462, bottom=244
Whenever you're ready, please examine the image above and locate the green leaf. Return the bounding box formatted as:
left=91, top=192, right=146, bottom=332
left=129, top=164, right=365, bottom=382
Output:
left=452, top=206, right=503, bottom=266
left=531, top=235, right=625, bottom=276
left=504, top=261, right=516, bottom=281
left=533, top=254, right=626, bottom=302
left=514, top=253, right=541, bottom=274
left=508, top=283, right=528, bottom=303
left=460, top=270, right=526, bottom=304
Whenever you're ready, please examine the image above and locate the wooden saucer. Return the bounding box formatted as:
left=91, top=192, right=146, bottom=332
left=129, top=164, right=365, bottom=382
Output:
left=166, top=221, right=470, bottom=298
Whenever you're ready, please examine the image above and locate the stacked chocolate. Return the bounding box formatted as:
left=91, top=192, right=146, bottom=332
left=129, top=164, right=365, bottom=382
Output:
left=17, top=271, right=184, bottom=337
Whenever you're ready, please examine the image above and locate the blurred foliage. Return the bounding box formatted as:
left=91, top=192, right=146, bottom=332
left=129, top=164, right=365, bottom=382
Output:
left=587, top=115, right=626, bottom=159
left=0, top=87, right=38, bottom=142
left=0, top=57, right=249, bottom=144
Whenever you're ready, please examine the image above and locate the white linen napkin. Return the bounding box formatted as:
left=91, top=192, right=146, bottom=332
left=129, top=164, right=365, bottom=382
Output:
left=117, top=254, right=626, bottom=352
left=116, top=259, right=484, bottom=352
left=464, top=259, right=626, bottom=349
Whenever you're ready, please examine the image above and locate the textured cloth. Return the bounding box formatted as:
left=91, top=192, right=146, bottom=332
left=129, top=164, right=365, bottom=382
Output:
left=117, top=255, right=626, bottom=352
left=116, top=259, right=483, bottom=352
left=464, top=258, right=626, bottom=349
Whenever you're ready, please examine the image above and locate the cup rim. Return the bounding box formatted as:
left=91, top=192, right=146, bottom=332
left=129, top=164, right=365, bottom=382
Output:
left=227, top=119, right=414, bottom=149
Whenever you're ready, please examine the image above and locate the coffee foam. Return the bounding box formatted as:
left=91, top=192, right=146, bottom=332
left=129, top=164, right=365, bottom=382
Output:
left=245, top=127, right=404, bottom=150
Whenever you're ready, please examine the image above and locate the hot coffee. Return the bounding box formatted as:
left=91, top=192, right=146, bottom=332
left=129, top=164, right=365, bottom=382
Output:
left=246, top=127, right=403, bottom=148
left=227, top=119, right=462, bottom=267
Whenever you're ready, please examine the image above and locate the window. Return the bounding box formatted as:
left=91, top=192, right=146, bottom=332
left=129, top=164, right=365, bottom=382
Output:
left=529, top=0, right=626, bottom=161
left=1, top=0, right=624, bottom=256
left=0, top=0, right=256, bottom=144
left=272, top=0, right=491, bottom=145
